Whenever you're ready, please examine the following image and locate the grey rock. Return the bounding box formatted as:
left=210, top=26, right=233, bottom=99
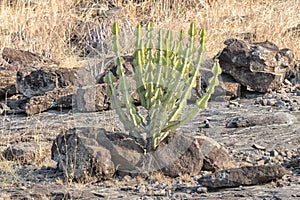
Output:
left=51, top=128, right=234, bottom=181
left=51, top=128, right=115, bottom=182
left=0, top=48, right=59, bottom=100
left=226, top=112, right=296, bottom=128
left=196, top=186, right=208, bottom=193
left=24, top=83, right=110, bottom=115
left=198, top=165, right=288, bottom=189
left=217, top=39, right=295, bottom=93
left=142, top=133, right=234, bottom=177
left=226, top=116, right=255, bottom=128
left=25, top=86, right=74, bottom=115
left=17, top=66, right=77, bottom=98
left=251, top=144, right=266, bottom=151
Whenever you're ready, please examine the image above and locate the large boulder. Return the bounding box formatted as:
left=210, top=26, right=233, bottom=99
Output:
left=217, top=39, right=295, bottom=93
left=148, top=133, right=234, bottom=177
left=51, top=128, right=115, bottom=183
left=51, top=127, right=235, bottom=182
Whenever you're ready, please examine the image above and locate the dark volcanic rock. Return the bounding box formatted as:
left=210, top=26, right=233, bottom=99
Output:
left=153, top=133, right=234, bottom=177
left=218, top=73, right=242, bottom=99
left=17, top=66, right=77, bottom=98
left=25, top=83, right=110, bottom=115
left=0, top=48, right=59, bottom=100
left=51, top=128, right=234, bottom=181
left=198, top=165, right=288, bottom=189
left=217, top=39, right=295, bottom=93
left=25, top=86, right=74, bottom=115
left=52, top=128, right=115, bottom=182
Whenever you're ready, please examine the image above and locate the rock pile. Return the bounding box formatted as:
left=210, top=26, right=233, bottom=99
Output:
left=216, top=38, right=298, bottom=97
left=51, top=127, right=235, bottom=182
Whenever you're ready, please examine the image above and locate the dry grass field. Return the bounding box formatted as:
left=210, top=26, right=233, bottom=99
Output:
left=0, top=0, right=299, bottom=66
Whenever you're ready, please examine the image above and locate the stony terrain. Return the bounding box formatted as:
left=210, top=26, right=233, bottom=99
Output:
left=0, top=28, right=300, bottom=199
left=0, top=1, right=300, bottom=199
left=0, top=96, right=299, bottom=199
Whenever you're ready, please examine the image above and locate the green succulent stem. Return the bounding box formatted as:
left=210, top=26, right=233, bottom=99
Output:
left=104, top=22, right=221, bottom=151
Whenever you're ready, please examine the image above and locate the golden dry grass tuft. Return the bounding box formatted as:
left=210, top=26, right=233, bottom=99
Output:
left=0, top=0, right=299, bottom=66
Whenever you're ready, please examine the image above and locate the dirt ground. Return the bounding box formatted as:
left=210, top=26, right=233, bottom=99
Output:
left=0, top=96, right=299, bottom=199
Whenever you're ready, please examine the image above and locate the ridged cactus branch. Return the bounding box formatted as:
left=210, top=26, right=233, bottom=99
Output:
left=105, top=23, right=146, bottom=140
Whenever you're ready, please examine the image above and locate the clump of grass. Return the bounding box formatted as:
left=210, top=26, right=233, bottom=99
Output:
left=0, top=0, right=107, bottom=67
left=0, top=159, right=22, bottom=187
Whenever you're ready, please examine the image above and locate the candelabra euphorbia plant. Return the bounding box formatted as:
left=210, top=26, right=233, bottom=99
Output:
left=104, top=22, right=221, bottom=152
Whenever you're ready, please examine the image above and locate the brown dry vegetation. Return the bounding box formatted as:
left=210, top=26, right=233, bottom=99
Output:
left=0, top=0, right=299, bottom=66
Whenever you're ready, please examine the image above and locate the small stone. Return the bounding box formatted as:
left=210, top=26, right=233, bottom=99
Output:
left=261, top=156, right=270, bottom=163
left=122, top=175, right=132, bottom=182
left=228, top=101, right=240, bottom=107
left=281, top=95, right=290, bottom=102
left=277, top=155, right=283, bottom=162
left=252, top=144, right=266, bottom=151
left=196, top=186, right=208, bottom=193
left=275, top=100, right=286, bottom=107
left=267, top=99, right=277, bottom=106
left=270, top=150, right=279, bottom=158
left=286, top=151, right=293, bottom=159
left=284, top=79, right=292, bottom=86
left=203, top=120, right=210, bottom=128
left=261, top=99, right=268, bottom=106
left=256, top=159, right=265, bottom=166
left=244, top=157, right=252, bottom=163
left=0, top=102, right=10, bottom=114
left=139, top=185, right=147, bottom=194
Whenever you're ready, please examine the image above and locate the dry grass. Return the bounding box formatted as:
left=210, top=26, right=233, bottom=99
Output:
left=0, top=159, right=22, bottom=187
left=0, top=0, right=298, bottom=68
